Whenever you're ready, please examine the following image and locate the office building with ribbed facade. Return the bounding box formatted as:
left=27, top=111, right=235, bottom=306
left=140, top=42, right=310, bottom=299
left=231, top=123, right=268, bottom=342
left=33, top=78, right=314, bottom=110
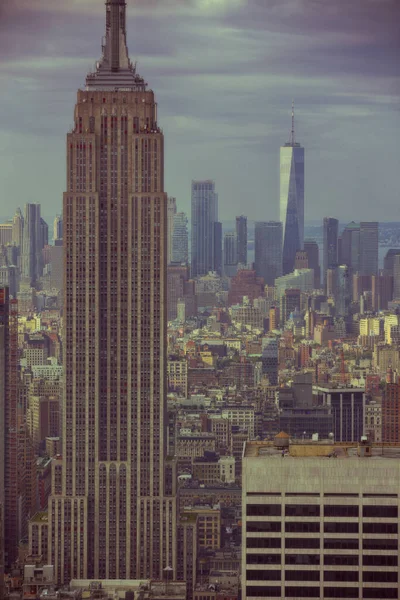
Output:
left=242, top=440, right=400, bottom=600
left=323, top=217, right=338, bottom=286
left=223, top=232, right=238, bottom=277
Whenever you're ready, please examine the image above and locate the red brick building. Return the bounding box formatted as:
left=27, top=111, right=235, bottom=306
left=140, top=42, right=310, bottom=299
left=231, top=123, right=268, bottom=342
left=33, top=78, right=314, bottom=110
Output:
left=228, top=269, right=264, bottom=306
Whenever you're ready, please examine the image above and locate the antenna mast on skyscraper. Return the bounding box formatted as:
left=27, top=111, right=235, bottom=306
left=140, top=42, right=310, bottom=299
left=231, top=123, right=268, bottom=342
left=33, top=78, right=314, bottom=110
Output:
left=290, top=99, right=295, bottom=146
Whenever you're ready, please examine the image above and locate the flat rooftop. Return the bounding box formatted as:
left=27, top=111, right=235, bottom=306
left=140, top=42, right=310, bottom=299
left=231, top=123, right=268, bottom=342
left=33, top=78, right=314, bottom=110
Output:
left=244, top=440, right=400, bottom=460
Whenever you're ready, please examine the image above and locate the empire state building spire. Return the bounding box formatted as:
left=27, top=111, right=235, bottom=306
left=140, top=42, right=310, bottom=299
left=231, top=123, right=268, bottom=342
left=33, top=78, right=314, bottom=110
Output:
left=104, top=0, right=129, bottom=72
left=85, top=0, right=147, bottom=90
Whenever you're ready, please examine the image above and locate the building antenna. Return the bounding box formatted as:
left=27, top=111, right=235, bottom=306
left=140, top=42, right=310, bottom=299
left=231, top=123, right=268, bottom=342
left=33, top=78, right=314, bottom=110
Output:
left=291, top=99, right=295, bottom=145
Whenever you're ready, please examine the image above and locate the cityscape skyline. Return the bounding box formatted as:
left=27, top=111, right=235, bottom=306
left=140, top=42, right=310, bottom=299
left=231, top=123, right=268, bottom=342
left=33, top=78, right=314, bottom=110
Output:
left=0, top=0, right=399, bottom=221
left=2, top=1, right=400, bottom=598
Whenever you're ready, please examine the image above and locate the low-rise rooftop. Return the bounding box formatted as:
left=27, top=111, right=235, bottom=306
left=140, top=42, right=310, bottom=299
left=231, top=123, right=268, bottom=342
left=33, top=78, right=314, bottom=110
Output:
left=244, top=440, right=400, bottom=459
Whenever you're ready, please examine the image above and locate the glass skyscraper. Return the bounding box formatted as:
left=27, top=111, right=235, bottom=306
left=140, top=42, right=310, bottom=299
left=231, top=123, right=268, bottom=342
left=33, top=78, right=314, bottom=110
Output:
left=323, top=217, right=339, bottom=286
left=359, top=221, right=378, bottom=276
left=339, top=221, right=378, bottom=276
left=191, top=180, right=218, bottom=277
left=254, top=221, right=283, bottom=286
left=280, top=105, right=304, bottom=275
left=236, top=215, right=247, bottom=266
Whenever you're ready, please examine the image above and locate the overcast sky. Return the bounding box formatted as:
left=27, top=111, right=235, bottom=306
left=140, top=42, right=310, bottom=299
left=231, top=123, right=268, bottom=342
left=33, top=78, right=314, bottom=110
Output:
left=0, top=0, right=399, bottom=223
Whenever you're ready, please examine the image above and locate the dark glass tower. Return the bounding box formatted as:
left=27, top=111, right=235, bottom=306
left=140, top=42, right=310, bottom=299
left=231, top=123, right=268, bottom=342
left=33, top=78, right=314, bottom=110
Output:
left=254, top=221, right=283, bottom=286
left=191, top=180, right=218, bottom=277
left=236, top=215, right=247, bottom=266
left=280, top=103, right=304, bottom=275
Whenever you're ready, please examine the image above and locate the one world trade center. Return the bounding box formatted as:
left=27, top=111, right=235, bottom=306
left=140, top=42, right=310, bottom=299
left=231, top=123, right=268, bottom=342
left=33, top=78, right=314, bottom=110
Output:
left=280, top=102, right=305, bottom=275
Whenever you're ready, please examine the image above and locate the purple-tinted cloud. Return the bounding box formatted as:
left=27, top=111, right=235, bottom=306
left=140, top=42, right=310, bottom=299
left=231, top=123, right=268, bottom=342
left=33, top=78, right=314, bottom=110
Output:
left=0, top=0, right=399, bottom=222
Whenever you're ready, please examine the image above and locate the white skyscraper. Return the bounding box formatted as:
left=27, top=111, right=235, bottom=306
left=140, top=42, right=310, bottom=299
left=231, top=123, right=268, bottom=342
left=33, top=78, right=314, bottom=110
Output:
left=280, top=102, right=304, bottom=275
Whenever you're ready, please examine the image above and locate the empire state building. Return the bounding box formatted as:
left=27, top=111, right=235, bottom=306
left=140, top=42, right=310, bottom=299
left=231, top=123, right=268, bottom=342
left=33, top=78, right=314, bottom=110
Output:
left=45, top=0, right=176, bottom=583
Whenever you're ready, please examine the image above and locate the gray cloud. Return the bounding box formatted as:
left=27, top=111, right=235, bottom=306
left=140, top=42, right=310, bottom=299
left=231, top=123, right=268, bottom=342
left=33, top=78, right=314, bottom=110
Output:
left=0, top=0, right=399, bottom=223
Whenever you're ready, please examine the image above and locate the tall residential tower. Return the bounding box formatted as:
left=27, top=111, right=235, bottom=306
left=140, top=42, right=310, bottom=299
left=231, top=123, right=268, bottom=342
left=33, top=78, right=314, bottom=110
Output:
left=280, top=103, right=305, bottom=275
left=44, top=0, right=176, bottom=583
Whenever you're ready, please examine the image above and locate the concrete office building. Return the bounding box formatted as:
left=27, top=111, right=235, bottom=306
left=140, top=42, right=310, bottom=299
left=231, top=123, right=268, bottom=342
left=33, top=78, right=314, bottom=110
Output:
left=0, top=223, right=12, bottom=247
left=40, top=0, right=176, bottom=583
left=242, top=439, right=400, bottom=600
left=323, top=217, right=338, bottom=287
left=172, top=212, right=189, bottom=265
left=12, top=208, right=24, bottom=247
